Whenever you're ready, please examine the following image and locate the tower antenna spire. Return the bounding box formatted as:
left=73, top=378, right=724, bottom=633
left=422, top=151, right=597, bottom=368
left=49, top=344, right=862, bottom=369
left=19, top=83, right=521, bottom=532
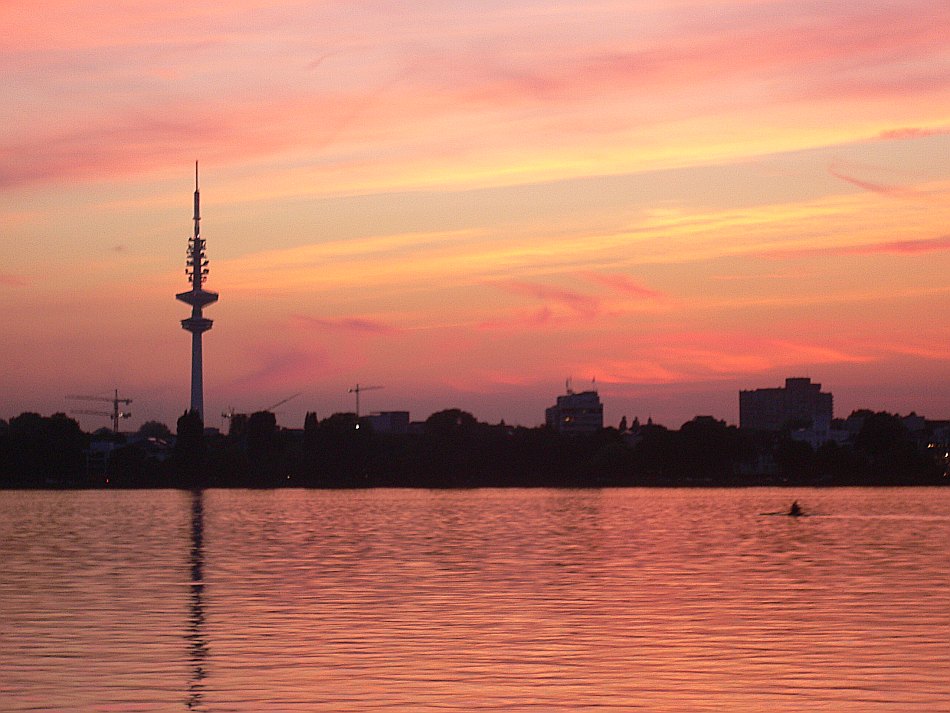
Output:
left=193, top=161, right=200, bottom=238
left=176, top=162, right=218, bottom=420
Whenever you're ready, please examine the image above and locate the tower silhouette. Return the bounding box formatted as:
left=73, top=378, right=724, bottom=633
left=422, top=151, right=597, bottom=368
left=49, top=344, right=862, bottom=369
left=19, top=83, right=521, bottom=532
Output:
left=176, top=163, right=218, bottom=420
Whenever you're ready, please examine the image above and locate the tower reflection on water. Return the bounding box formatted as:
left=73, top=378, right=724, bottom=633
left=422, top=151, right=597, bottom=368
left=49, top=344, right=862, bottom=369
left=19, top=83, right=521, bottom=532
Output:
left=187, top=489, right=208, bottom=711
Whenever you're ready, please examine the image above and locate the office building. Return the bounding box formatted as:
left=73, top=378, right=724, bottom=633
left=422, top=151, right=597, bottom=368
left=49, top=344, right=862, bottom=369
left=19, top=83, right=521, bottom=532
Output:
left=739, top=377, right=832, bottom=431
left=546, top=387, right=604, bottom=434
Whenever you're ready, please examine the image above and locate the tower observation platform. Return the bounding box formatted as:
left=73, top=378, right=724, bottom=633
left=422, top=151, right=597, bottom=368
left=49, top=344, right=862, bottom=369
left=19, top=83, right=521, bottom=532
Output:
left=176, top=162, right=218, bottom=420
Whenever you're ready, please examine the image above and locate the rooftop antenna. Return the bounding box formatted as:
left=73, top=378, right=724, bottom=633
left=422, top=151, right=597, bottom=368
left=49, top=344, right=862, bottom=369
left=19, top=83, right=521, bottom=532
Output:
left=175, top=161, right=219, bottom=421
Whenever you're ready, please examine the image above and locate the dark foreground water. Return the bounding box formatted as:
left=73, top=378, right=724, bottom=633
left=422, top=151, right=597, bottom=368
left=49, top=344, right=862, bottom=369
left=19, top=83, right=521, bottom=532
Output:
left=1, top=487, right=948, bottom=712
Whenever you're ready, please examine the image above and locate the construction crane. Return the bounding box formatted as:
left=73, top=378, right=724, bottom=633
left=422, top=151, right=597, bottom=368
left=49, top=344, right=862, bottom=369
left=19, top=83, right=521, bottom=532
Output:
left=264, top=393, right=301, bottom=412
left=348, top=384, right=382, bottom=418
left=66, top=389, right=132, bottom=433
left=221, top=393, right=302, bottom=423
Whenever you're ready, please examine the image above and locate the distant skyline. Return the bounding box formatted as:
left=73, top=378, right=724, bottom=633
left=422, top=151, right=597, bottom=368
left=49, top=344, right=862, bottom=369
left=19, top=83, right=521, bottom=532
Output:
left=2, top=1, right=949, bottom=431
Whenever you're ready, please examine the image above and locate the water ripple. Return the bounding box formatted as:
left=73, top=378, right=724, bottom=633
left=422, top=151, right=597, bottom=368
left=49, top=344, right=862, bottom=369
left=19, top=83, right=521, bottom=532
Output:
left=1, top=487, right=948, bottom=711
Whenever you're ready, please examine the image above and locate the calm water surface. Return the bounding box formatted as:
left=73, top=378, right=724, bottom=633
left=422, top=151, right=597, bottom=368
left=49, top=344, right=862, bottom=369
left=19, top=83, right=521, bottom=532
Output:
left=1, top=488, right=948, bottom=711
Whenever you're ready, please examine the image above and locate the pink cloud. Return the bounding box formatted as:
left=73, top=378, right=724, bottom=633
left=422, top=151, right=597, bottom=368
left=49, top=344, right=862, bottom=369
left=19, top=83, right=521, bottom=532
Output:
left=0, top=89, right=375, bottom=188
left=448, top=4, right=950, bottom=113
left=0, top=273, right=26, bottom=287
left=5, top=2, right=950, bottom=194
left=607, top=330, right=876, bottom=383
left=467, top=369, right=543, bottom=388
left=578, top=359, right=685, bottom=386
left=0, top=114, right=236, bottom=188
left=584, top=272, right=661, bottom=299
left=229, top=346, right=331, bottom=391
left=828, top=164, right=911, bottom=198
left=877, top=126, right=950, bottom=141
left=842, top=235, right=950, bottom=255
left=291, top=315, right=397, bottom=334
left=478, top=307, right=553, bottom=331
left=759, top=234, right=950, bottom=259
left=881, top=343, right=949, bottom=360
left=711, top=271, right=809, bottom=282
left=501, top=281, right=601, bottom=317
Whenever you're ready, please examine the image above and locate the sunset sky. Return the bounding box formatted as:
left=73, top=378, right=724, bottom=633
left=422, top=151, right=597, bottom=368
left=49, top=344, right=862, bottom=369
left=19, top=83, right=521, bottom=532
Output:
left=2, top=0, right=949, bottom=431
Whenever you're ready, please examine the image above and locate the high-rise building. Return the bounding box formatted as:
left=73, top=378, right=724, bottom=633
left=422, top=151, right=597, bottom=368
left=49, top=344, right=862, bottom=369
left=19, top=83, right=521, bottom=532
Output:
left=546, top=385, right=604, bottom=434
left=739, top=377, right=832, bottom=431
left=175, top=164, right=218, bottom=420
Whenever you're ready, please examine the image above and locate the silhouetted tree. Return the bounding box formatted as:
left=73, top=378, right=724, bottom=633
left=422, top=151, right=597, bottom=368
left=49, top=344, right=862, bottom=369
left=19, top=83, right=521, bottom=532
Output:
left=247, top=411, right=277, bottom=452
left=227, top=412, right=248, bottom=440
left=136, top=420, right=172, bottom=440
left=304, top=411, right=318, bottom=443
left=814, top=440, right=863, bottom=484
left=416, top=409, right=480, bottom=486
left=678, top=416, right=740, bottom=484
left=1, top=412, right=86, bottom=487
left=773, top=437, right=814, bottom=484
left=424, top=409, right=478, bottom=436
left=321, top=412, right=359, bottom=435
left=853, top=411, right=937, bottom=483
left=631, top=423, right=678, bottom=484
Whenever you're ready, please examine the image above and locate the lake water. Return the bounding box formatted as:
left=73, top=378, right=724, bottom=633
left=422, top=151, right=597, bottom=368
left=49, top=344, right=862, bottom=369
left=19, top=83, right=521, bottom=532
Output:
left=1, top=487, right=948, bottom=711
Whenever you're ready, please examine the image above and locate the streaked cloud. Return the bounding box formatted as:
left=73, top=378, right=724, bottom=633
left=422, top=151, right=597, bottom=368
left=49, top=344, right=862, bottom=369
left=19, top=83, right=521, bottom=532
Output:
left=0, top=273, right=26, bottom=287
left=291, top=315, right=398, bottom=334
left=877, top=126, right=950, bottom=141
left=827, top=164, right=926, bottom=199
left=478, top=307, right=553, bottom=331
left=227, top=344, right=332, bottom=391
left=500, top=282, right=602, bottom=318
left=584, top=272, right=662, bottom=299
left=842, top=235, right=950, bottom=255
left=758, top=234, right=950, bottom=259
left=3, top=0, right=950, bottom=427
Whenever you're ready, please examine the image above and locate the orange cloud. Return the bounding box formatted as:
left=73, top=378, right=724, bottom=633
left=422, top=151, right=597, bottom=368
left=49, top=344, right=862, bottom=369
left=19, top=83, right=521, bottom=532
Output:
left=828, top=164, right=920, bottom=199
left=584, top=272, right=661, bottom=299
left=759, top=234, right=950, bottom=259
left=576, top=360, right=685, bottom=386
left=881, top=344, right=950, bottom=360
left=291, top=315, right=398, bottom=334
left=580, top=331, right=877, bottom=388
left=5, top=1, right=950, bottom=428
left=0, top=89, right=380, bottom=189
left=843, top=235, right=950, bottom=255
left=500, top=281, right=601, bottom=317
left=478, top=307, right=553, bottom=331
left=0, top=273, right=26, bottom=287
left=877, top=126, right=950, bottom=141
left=228, top=344, right=332, bottom=391
left=7, top=1, right=949, bottom=197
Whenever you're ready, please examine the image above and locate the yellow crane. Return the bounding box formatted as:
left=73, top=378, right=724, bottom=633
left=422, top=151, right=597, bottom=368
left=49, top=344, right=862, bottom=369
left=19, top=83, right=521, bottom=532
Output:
left=66, top=389, right=132, bottom=433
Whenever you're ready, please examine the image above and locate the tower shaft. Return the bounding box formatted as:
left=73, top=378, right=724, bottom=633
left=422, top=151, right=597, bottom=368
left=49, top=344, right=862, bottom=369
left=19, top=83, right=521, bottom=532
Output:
left=190, top=328, right=205, bottom=420
left=176, top=162, right=218, bottom=420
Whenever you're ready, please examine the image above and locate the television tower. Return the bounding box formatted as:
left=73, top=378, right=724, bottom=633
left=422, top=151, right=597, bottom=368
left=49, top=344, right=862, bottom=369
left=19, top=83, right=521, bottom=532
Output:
left=175, top=162, right=218, bottom=420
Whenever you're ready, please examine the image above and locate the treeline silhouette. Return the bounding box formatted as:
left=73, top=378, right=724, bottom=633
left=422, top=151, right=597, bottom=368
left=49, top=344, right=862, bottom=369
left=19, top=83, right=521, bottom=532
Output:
left=0, top=408, right=945, bottom=489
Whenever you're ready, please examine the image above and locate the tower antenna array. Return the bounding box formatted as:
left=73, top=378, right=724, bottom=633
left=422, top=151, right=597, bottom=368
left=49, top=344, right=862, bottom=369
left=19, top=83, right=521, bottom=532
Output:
left=175, top=162, right=219, bottom=420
